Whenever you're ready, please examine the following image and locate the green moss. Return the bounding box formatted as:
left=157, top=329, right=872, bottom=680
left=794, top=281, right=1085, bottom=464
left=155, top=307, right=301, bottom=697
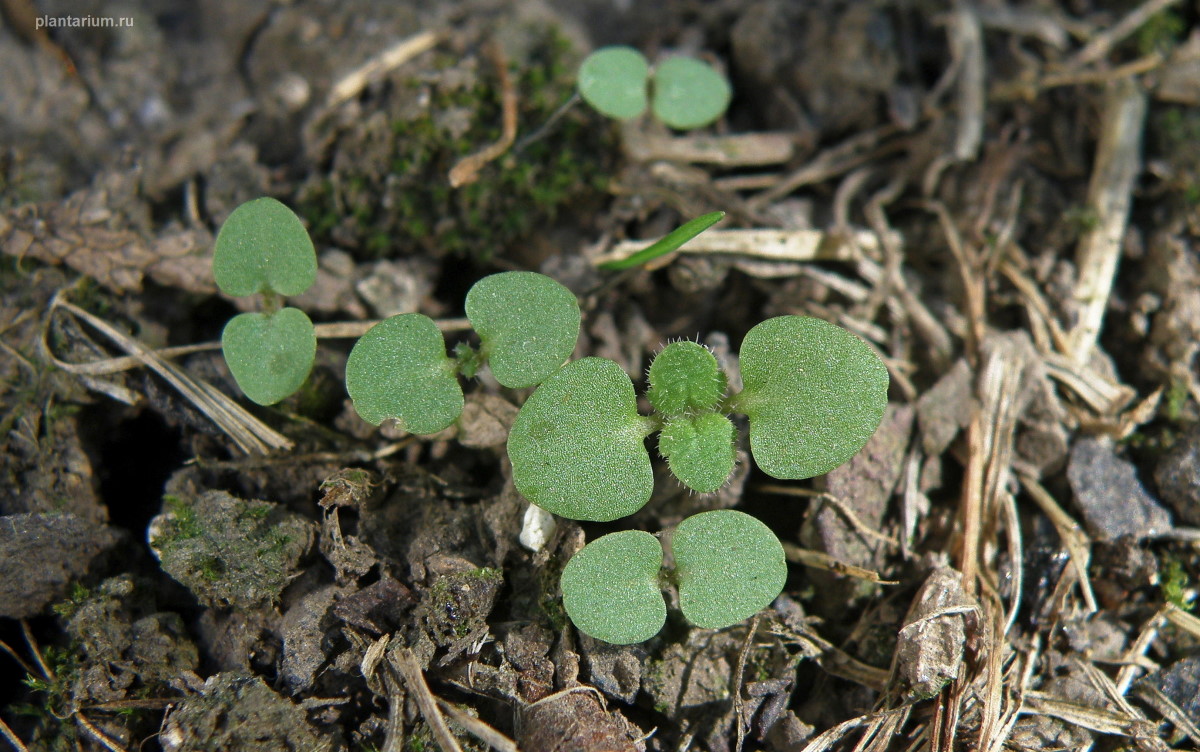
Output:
left=1164, top=376, right=1190, bottom=422
left=1160, top=555, right=1193, bottom=610
left=299, top=25, right=613, bottom=262
left=1135, top=10, right=1185, bottom=56
left=50, top=582, right=91, bottom=619
left=161, top=495, right=203, bottom=542
left=153, top=491, right=313, bottom=609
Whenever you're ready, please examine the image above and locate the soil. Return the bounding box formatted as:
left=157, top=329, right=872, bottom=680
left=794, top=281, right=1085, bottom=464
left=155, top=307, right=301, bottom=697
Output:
left=2, top=1, right=1200, bottom=751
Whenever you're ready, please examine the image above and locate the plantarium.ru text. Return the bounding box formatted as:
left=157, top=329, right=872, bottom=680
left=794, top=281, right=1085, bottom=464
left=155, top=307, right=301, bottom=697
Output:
left=213, top=198, right=889, bottom=644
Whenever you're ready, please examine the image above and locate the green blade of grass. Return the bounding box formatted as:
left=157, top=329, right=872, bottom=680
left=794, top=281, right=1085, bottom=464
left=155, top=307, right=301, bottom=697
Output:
left=598, top=211, right=725, bottom=271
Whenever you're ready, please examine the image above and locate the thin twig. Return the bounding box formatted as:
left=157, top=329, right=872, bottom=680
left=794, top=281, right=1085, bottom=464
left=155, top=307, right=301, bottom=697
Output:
left=391, top=648, right=463, bottom=752
left=732, top=616, right=759, bottom=752
left=326, top=31, right=440, bottom=108
left=1066, top=0, right=1181, bottom=68
left=0, top=717, right=29, bottom=752
left=449, top=42, right=518, bottom=188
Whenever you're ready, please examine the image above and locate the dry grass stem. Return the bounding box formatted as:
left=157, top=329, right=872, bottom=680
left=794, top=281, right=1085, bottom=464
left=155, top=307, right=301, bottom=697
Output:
left=326, top=31, right=440, bottom=108
left=759, top=485, right=899, bottom=549
left=0, top=717, right=30, bottom=752
left=1066, top=0, right=1182, bottom=68
left=1017, top=472, right=1099, bottom=614
left=36, top=318, right=473, bottom=376
left=392, top=647, right=464, bottom=752
left=949, top=4, right=985, bottom=161
left=435, top=699, right=518, bottom=752
left=1132, top=683, right=1200, bottom=743
left=732, top=616, right=759, bottom=752
left=748, top=124, right=902, bottom=210
left=595, top=227, right=894, bottom=268
left=1163, top=602, right=1200, bottom=639
left=44, top=293, right=293, bottom=453
left=623, top=131, right=794, bottom=166
left=782, top=543, right=898, bottom=585
left=1066, top=79, right=1147, bottom=366
left=1043, top=352, right=1136, bottom=416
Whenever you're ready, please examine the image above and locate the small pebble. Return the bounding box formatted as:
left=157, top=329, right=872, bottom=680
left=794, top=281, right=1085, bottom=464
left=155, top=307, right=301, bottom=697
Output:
left=1067, top=437, right=1172, bottom=541
left=1153, top=426, right=1200, bottom=526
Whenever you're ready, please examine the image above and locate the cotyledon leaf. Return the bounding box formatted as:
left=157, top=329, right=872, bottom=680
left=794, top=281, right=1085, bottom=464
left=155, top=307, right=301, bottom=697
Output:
left=733, top=316, right=888, bottom=480
left=650, top=56, right=731, bottom=130
left=345, top=313, right=463, bottom=435
left=221, top=307, right=316, bottom=406
left=671, top=510, right=786, bottom=629
left=578, top=46, right=650, bottom=121
left=560, top=530, right=666, bottom=644
left=508, top=357, right=654, bottom=522
left=213, top=197, right=317, bottom=297
left=465, top=272, right=580, bottom=389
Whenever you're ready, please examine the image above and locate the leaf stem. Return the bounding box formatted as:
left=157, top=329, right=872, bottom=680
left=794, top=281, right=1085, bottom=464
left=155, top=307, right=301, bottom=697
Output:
left=261, top=290, right=283, bottom=315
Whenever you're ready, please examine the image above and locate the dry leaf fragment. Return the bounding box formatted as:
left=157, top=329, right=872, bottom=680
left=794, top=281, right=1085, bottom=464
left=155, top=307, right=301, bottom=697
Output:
left=890, top=567, right=978, bottom=703
left=1, top=177, right=214, bottom=294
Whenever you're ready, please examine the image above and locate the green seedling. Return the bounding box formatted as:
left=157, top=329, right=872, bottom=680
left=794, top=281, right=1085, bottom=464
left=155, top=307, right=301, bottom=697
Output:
left=213, top=198, right=318, bottom=405
left=578, top=46, right=732, bottom=130
left=508, top=317, right=888, bottom=519
left=343, top=214, right=726, bottom=433
left=560, top=510, right=787, bottom=644
left=326, top=210, right=882, bottom=644
left=345, top=271, right=581, bottom=434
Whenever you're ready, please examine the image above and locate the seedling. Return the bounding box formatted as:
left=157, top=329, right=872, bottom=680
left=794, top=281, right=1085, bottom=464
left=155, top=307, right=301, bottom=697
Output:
left=578, top=46, right=732, bottom=130
left=213, top=198, right=318, bottom=405
left=345, top=271, right=581, bottom=433
left=340, top=247, right=887, bottom=643
left=560, top=510, right=787, bottom=644
left=210, top=200, right=887, bottom=644
left=508, top=318, right=888, bottom=520
left=343, top=214, right=729, bottom=433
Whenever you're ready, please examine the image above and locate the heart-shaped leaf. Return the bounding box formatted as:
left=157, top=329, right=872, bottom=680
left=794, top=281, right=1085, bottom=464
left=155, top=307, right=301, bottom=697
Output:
left=658, top=412, right=735, bottom=493
left=646, top=340, right=726, bottom=416
left=672, top=510, right=786, bottom=629
left=651, top=56, right=731, bottom=130
left=221, top=307, right=316, bottom=406
left=213, top=197, right=317, bottom=297
left=578, top=46, right=650, bottom=121
left=560, top=530, right=665, bottom=644
left=734, top=316, right=888, bottom=480
left=345, top=313, right=463, bottom=434
left=465, top=272, right=581, bottom=388
left=508, top=357, right=654, bottom=522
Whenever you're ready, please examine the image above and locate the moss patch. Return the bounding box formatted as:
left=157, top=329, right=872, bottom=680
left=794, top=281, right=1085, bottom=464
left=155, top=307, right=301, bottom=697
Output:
left=299, top=25, right=613, bottom=262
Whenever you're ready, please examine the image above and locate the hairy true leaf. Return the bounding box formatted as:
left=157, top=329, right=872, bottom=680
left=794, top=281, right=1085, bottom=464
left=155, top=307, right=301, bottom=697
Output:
left=345, top=313, right=463, bottom=434
left=651, top=56, right=731, bottom=130
left=658, top=412, right=735, bottom=493
left=646, top=340, right=726, bottom=416
left=561, top=530, right=665, bottom=644
left=734, top=316, right=888, bottom=479
left=578, top=46, right=649, bottom=120
left=672, top=510, right=786, bottom=629
left=221, top=307, right=316, bottom=406
left=465, top=272, right=581, bottom=388
left=213, top=197, right=317, bottom=297
left=508, top=357, right=654, bottom=522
